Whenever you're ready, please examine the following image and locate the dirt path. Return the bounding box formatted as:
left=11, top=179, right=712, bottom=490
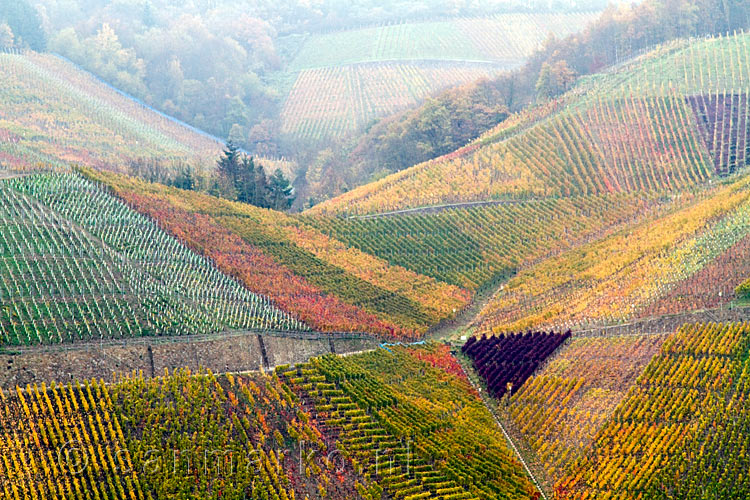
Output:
left=455, top=352, right=551, bottom=499
left=350, top=199, right=544, bottom=219
left=426, top=281, right=504, bottom=342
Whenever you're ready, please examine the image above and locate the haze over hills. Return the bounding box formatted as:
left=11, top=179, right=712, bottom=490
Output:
left=0, top=51, right=298, bottom=183
left=3, top=0, right=750, bottom=499
left=4, top=0, right=607, bottom=207
left=309, top=32, right=750, bottom=216
left=280, top=13, right=598, bottom=142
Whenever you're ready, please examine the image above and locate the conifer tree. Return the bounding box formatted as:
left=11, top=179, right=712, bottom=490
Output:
left=238, top=155, right=257, bottom=205
left=254, top=164, right=270, bottom=209
left=268, top=169, right=295, bottom=211
left=217, top=141, right=241, bottom=181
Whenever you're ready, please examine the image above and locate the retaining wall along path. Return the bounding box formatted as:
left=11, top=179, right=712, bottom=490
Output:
left=0, top=330, right=381, bottom=389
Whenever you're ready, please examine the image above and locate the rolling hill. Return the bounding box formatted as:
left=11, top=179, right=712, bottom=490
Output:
left=279, top=12, right=599, bottom=142
left=288, top=14, right=599, bottom=71
left=309, top=33, right=750, bottom=216
left=0, top=171, right=303, bottom=346
left=302, top=193, right=662, bottom=291
left=5, top=31, right=750, bottom=340
left=81, top=167, right=470, bottom=338
left=0, top=51, right=297, bottom=181
left=0, top=344, right=537, bottom=500
left=559, top=322, right=750, bottom=498
left=6, top=8, right=750, bottom=500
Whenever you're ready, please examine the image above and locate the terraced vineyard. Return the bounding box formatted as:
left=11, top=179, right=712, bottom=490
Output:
left=687, top=93, right=749, bottom=175
left=0, top=344, right=536, bottom=500
left=0, top=52, right=296, bottom=180
left=0, top=171, right=301, bottom=345
left=475, top=174, right=750, bottom=334
left=83, top=167, right=471, bottom=337
left=305, top=193, right=662, bottom=290
left=279, top=344, right=537, bottom=499
left=463, top=331, right=571, bottom=398
left=558, top=322, right=750, bottom=498
left=0, top=369, right=357, bottom=500
left=310, top=32, right=750, bottom=215
left=505, top=335, right=667, bottom=485
left=280, top=13, right=598, bottom=142
left=289, top=13, right=600, bottom=70
left=281, top=62, right=501, bottom=141
left=5, top=7, right=750, bottom=499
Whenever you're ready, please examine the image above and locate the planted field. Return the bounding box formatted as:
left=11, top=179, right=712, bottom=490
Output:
left=559, top=322, right=750, bottom=498
left=281, top=62, right=501, bottom=141
left=289, top=13, right=599, bottom=70
left=506, top=335, right=667, bottom=485
left=309, top=90, right=714, bottom=214
left=587, top=34, right=750, bottom=97
left=0, top=345, right=536, bottom=499
left=0, top=369, right=360, bottom=500
left=639, top=232, right=750, bottom=316
left=687, top=93, right=750, bottom=175
left=462, top=331, right=571, bottom=398
left=0, top=52, right=295, bottom=180
left=282, top=13, right=598, bottom=142
left=0, top=172, right=301, bottom=346
left=476, top=175, right=750, bottom=333
left=84, top=168, right=470, bottom=337
left=310, top=32, right=750, bottom=216
left=304, top=193, right=660, bottom=290
left=280, top=344, right=537, bottom=499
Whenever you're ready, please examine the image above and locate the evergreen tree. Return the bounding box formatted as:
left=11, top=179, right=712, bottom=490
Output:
left=268, top=169, right=295, bottom=211
left=254, top=164, right=270, bottom=208
left=217, top=141, right=241, bottom=183
left=214, top=142, right=293, bottom=211
left=172, top=165, right=195, bottom=191
left=237, top=155, right=257, bottom=205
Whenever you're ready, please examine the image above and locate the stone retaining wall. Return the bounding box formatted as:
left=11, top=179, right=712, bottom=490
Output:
left=0, top=332, right=382, bottom=390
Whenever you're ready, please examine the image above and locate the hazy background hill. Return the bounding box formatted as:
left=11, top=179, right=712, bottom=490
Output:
left=1, top=0, right=607, bottom=203
left=304, top=0, right=750, bottom=206
left=2, top=0, right=748, bottom=210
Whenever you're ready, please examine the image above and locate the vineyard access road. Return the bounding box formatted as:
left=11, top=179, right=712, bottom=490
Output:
left=350, top=199, right=545, bottom=218
left=455, top=352, right=550, bottom=500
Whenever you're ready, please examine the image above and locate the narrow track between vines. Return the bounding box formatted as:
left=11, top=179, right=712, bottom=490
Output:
left=455, top=353, right=550, bottom=500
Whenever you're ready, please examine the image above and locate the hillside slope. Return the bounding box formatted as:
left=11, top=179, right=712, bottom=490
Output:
left=309, top=33, right=750, bottom=216
left=82, top=168, right=471, bottom=338
left=279, top=13, right=598, bottom=142
left=475, top=173, right=750, bottom=334
left=289, top=14, right=599, bottom=70
left=559, top=322, right=750, bottom=498
left=0, top=52, right=296, bottom=181
left=0, top=171, right=302, bottom=346
left=303, top=193, right=663, bottom=291
left=0, top=344, right=538, bottom=500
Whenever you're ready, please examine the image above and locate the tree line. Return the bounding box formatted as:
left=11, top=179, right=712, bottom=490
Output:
left=215, top=142, right=295, bottom=211
left=0, top=0, right=45, bottom=51
left=126, top=143, right=294, bottom=211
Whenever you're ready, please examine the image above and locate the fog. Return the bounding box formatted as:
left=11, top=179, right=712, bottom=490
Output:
left=2, top=0, right=748, bottom=207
